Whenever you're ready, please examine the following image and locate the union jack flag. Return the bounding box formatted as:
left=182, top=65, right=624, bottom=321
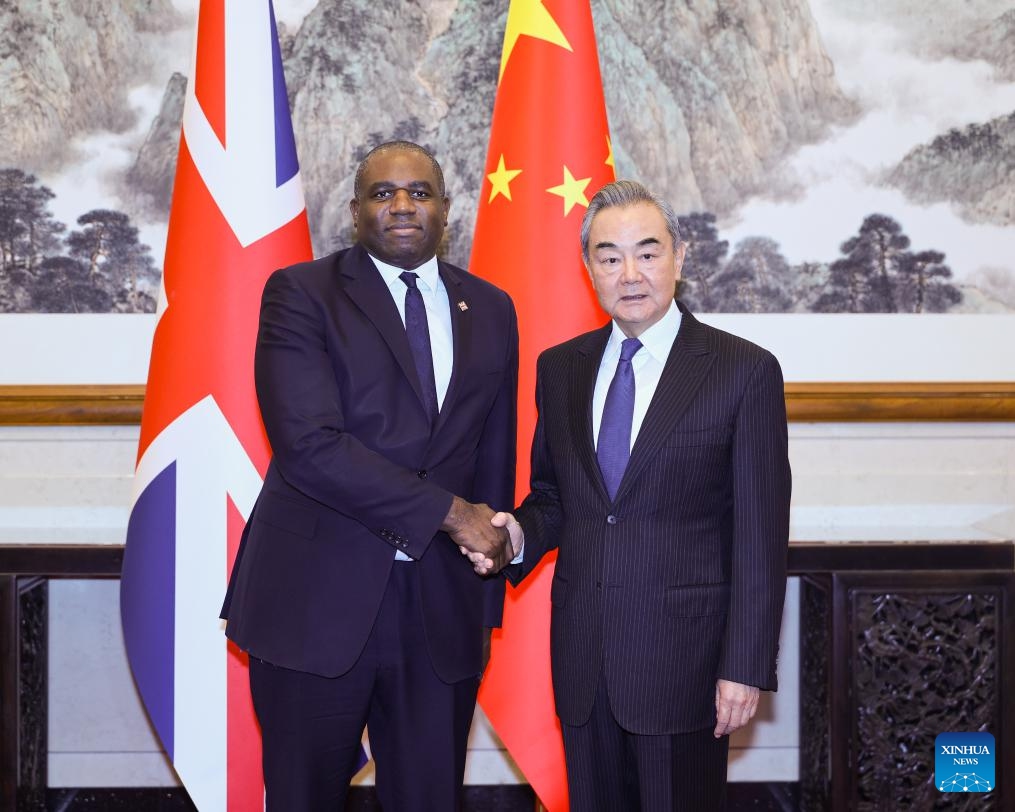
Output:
left=120, top=2, right=312, bottom=809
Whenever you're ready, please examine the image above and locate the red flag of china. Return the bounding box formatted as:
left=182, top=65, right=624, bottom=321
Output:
left=472, top=2, right=615, bottom=809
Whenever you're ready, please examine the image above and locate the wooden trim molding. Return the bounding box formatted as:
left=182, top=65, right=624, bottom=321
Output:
left=0, top=382, right=1014, bottom=425
left=0, top=385, right=144, bottom=425
left=785, top=382, right=1015, bottom=422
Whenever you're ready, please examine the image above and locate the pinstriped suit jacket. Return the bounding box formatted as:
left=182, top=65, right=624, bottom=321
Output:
left=511, top=301, right=791, bottom=735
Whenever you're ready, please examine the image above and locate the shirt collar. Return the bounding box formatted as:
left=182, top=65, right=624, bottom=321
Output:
left=367, top=252, right=441, bottom=292
left=608, top=300, right=682, bottom=363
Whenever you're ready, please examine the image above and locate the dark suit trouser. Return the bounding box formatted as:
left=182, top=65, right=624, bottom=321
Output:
left=249, top=563, right=480, bottom=812
left=560, top=675, right=728, bottom=812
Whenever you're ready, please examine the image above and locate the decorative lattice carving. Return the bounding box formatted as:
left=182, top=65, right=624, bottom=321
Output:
left=799, top=577, right=831, bottom=812
left=853, top=590, right=999, bottom=811
left=18, top=579, right=47, bottom=811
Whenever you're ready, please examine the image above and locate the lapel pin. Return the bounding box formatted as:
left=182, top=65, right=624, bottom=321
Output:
left=457, top=301, right=469, bottom=312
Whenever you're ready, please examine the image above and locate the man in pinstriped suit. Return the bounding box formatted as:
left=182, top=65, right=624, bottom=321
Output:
left=470, top=180, right=791, bottom=810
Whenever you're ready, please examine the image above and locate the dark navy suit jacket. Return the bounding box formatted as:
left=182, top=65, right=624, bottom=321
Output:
left=511, top=302, right=790, bottom=734
left=222, top=243, right=518, bottom=682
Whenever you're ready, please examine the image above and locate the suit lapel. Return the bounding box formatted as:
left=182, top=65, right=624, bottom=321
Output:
left=613, top=305, right=715, bottom=504
left=340, top=245, right=428, bottom=412
left=432, top=261, right=471, bottom=436
left=572, top=325, right=612, bottom=502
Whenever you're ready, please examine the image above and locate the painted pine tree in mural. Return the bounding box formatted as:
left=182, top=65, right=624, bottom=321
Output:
left=0, top=169, right=65, bottom=310
left=66, top=209, right=159, bottom=312
left=677, top=211, right=729, bottom=312
left=0, top=169, right=158, bottom=313
left=896, top=250, right=961, bottom=313
left=814, top=214, right=962, bottom=313
left=710, top=236, right=794, bottom=313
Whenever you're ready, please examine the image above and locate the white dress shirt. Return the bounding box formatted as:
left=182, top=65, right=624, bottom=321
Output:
left=369, top=253, right=454, bottom=560
left=592, top=301, right=682, bottom=451
left=369, top=253, right=454, bottom=407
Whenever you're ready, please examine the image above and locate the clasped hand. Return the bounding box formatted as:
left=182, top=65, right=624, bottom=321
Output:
left=457, top=511, right=522, bottom=576
left=441, top=497, right=514, bottom=575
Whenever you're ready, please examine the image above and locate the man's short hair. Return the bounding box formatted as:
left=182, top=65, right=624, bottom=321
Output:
left=353, top=141, right=446, bottom=199
left=580, top=180, right=682, bottom=263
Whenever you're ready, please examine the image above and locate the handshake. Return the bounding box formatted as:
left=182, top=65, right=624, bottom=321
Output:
left=441, top=496, right=523, bottom=576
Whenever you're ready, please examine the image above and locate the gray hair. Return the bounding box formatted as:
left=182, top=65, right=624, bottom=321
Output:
left=353, top=140, right=446, bottom=199
left=580, top=180, right=682, bottom=263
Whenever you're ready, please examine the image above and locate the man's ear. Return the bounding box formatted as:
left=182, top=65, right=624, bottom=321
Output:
left=442, top=195, right=451, bottom=226
left=674, top=241, right=688, bottom=280
left=349, top=198, right=359, bottom=229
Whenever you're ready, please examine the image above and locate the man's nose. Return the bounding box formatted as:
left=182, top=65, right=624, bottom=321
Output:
left=389, top=189, right=416, bottom=213
left=620, top=257, right=641, bottom=282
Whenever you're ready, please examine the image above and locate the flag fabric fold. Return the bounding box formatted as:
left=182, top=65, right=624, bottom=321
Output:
left=120, top=2, right=313, bottom=809
left=472, top=2, right=615, bottom=809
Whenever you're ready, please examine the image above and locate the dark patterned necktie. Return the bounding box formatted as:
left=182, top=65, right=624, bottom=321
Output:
left=399, top=271, right=439, bottom=424
left=597, top=337, right=642, bottom=500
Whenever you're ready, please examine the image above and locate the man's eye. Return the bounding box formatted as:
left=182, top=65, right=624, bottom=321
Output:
left=373, top=190, right=392, bottom=200
left=411, top=190, right=431, bottom=199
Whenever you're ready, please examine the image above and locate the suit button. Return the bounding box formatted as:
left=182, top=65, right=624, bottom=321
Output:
left=606, top=515, right=618, bottom=525
left=417, top=470, right=428, bottom=479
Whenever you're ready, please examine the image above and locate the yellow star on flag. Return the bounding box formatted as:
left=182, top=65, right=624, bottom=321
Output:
left=487, top=154, right=523, bottom=203
left=546, top=166, right=591, bottom=216
left=499, top=0, right=573, bottom=84
left=605, top=135, right=615, bottom=169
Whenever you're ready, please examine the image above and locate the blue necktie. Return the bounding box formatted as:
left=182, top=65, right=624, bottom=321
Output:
left=597, top=337, right=642, bottom=500
left=399, top=272, right=439, bottom=424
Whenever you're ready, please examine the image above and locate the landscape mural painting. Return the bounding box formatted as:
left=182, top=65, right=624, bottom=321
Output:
left=1, top=0, right=1012, bottom=323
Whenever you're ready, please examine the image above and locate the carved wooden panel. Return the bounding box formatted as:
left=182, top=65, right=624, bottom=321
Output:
left=800, top=576, right=832, bottom=811
left=852, top=589, right=1000, bottom=811
left=18, top=578, right=47, bottom=812
left=799, top=565, right=1013, bottom=812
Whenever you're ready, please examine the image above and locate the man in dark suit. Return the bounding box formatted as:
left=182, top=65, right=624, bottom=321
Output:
left=221, top=141, right=518, bottom=811
left=471, top=179, right=790, bottom=810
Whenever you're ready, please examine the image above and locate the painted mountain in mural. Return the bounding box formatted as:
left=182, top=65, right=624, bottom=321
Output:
left=127, top=0, right=853, bottom=264
left=0, top=0, right=180, bottom=171
left=957, top=9, right=1015, bottom=81
left=886, top=111, right=1015, bottom=227
left=122, top=72, right=186, bottom=221
left=7, top=0, right=1011, bottom=314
